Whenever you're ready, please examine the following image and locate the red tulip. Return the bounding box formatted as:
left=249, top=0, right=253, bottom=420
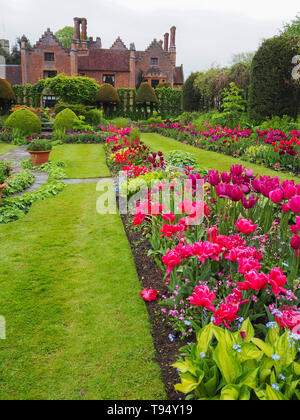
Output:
left=162, top=212, right=176, bottom=223
left=140, top=288, right=159, bottom=302
left=236, top=270, right=269, bottom=292
left=236, top=218, right=258, bottom=235
left=187, top=286, right=216, bottom=312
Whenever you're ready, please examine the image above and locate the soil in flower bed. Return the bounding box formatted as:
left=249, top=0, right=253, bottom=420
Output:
left=120, top=214, right=186, bottom=401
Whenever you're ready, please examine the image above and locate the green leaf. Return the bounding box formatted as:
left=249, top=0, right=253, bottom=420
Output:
left=220, top=385, right=240, bottom=400
left=213, top=343, right=242, bottom=385
left=265, top=385, right=287, bottom=401
left=172, top=360, right=192, bottom=374
left=240, top=343, right=262, bottom=361
left=251, top=338, right=274, bottom=358
left=196, top=323, right=214, bottom=355
left=240, top=318, right=255, bottom=342
left=238, top=368, right=259, bottom=390
left=174, top=371, right=204, bottom=394
left=265, top=323, right=280, bottom=346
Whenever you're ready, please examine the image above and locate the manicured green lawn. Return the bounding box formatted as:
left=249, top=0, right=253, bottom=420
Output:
left=0, top=143, right=17, bottom=156
left=51, top=144, right=110, bottom=179
left=0, top=184, right=166, bottom=400
left=142, top=133, right=300, bottom=183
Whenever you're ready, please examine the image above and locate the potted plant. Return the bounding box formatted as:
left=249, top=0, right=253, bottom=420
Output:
left=27, top=140, right=53, bottom=166
left=0, top=161, right=11, bottom=204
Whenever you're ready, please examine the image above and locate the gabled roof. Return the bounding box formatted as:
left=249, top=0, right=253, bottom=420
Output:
left=78, top=49, right=130, bottom=72
left=33, top=29, right=69, bottom=53
left=110, top=37, right=128, bottom=51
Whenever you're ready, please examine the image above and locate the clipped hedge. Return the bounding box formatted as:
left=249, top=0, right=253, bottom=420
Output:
left=5, top=108, right=41, bottom=136
left=53, top=108, right=78, bottom=131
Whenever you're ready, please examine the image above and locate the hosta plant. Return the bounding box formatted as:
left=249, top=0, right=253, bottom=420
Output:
left=173, top=319, right=300, bottom=400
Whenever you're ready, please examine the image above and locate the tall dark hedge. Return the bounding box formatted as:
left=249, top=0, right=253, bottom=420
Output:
left=248, top=35, right=300, bottom=121
left=182, top=73, right=201, bottom=112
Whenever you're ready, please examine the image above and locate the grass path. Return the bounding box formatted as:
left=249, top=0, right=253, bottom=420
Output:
left=142, top=133, right=300, bottom=183
left=51, top=144, right=110, bottom=179
left=0, top=143, right=17, bottom=156
left=0, top=155, right=165, bottom=400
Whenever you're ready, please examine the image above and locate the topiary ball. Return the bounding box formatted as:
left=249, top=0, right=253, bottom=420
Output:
left=5, top=108, right=41, bottom=136
left=53, top=108, right=79, bottom=131
left=96, top=83, right=120, bottom=104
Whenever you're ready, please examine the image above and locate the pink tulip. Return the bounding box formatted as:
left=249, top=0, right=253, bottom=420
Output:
left=289, top=196, right=300, bottom=214
left=242, top=194, right=259, bottom=209
left=283, top=184, right=297, bottom=200
left=269, top=189, right=283, bottom=204
left=268, top=267, right=287, bottom=296
left=291, top=235, right=300, bottom=250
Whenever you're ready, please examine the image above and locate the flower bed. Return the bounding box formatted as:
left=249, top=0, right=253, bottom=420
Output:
left=145, top=122, right=300, bottom=176
left=105, top=124, right=300, bottom=400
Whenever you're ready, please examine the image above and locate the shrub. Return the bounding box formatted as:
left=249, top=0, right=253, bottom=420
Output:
left=136, top=82, right=158, bottom=118
left=248, top=35, right=300, bottom=121
left=5, top=108, right=41, bottom=136
left=182, top=73, right=201, bottom=112
left=96, top=83, right=120, bottom=116
left=44, top=74, right=99, bottom=105
left=53, top=108, right=78, bottom=131
left=0, top=79, right=16, bottom=114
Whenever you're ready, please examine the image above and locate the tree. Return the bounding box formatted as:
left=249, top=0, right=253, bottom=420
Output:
left=182, top=73, right=201, bottom=112
left=281, top=14, right=300, bottom=37
left=231, top=52, right=255, bottom=66
left=136, top=82, right=158, bottom=118
left=55, top=27, right=75, bottom=49
left=248, top=35, right=300, bottom=121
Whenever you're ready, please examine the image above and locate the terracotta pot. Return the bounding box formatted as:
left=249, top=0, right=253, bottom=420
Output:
left=28, top=150, right=51, bottom=167
left=0, top=182, right=7, bottom=204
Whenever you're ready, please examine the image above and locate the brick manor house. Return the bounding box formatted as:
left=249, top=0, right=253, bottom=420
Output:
left=2, top=17, right=184, bottom=96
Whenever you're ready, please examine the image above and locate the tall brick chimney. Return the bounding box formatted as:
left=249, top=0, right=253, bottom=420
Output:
left=81, top=18, right=87, bottom=41
left=169, top=26, right=176, bottom=67
left=170, top=26, right=176, bottom=48
left=164, top=33, right=169, bottom=52
left=73, top=17, right=81, bottom=41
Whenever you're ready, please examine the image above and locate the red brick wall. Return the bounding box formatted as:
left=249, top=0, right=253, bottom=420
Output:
left=81, top=70, right=131, bottom=88
left=26, top=45, right=71, bottom=84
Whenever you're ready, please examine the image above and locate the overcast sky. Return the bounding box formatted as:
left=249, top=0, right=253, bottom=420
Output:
left=1, top=0, right=299, bottom=77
